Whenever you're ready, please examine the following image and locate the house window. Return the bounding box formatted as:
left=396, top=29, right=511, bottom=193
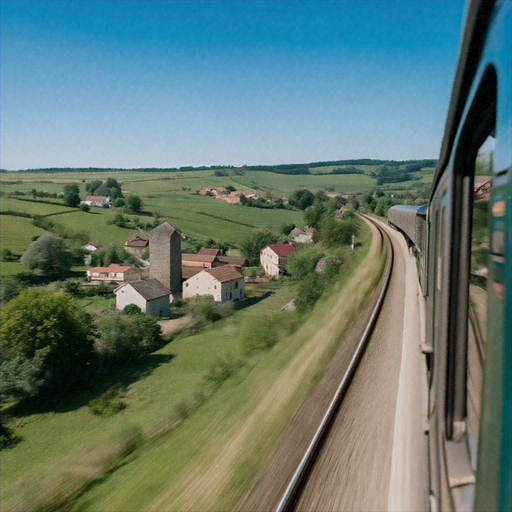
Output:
left=185, top=283, right=189, bottom=287
left=234, top=281, right=238, bottom=289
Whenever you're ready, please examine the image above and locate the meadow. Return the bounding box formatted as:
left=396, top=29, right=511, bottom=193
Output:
left=0, top=168, right=380, bottom=277
left=0, top=218, right=386, bottom=512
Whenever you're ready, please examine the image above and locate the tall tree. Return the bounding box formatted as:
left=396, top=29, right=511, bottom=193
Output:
left=20, top=234, right=74, bottom=275
left=1, top=289, right=96, bottom=398
left=63, top=183, right=81, bottom=207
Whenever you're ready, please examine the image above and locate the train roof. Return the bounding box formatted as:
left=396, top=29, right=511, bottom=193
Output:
left=434, top=0, right=496, bottom=190
left=388, top=204, right=426, bottom=214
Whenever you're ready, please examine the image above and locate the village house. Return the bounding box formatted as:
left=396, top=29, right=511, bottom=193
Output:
left=181, top=253, right=219, bottom=268
left=125, top=235, right=149, bottom=258
left=183, top=266, right=245, bottom=302
left=114, top=279, right=171, bottom=317
left=81, top=195, right=111, bottom=208
left=83, top=242, right=101, bottom=265
left=260, top=244, right=297, bottom=277
left=86, top=263, right=142, bottom=283
left=198, top=248, right=220, bottom=257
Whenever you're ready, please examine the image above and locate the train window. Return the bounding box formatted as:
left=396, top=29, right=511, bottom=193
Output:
left=466, top=134, right=494, bottom=470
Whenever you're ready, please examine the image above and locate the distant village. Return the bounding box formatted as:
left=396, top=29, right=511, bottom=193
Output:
left=83, top=217, right=317, bottom=317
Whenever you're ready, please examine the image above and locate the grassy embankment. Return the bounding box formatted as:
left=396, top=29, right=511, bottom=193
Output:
left=1, top=217, right=386, bottom=512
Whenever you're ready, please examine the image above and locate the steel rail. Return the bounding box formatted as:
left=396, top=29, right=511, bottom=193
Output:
left=275, top=215, right=394, bottom=512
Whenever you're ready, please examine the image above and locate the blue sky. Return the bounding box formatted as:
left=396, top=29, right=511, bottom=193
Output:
left=1, top=0, right=466, bottom=170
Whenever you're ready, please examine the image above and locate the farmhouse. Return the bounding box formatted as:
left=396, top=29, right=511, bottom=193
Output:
left=260, top=244, right=297, bottom=277
left=81, top=195, right=111, bottom=208
left=183, top=266, right=245, bottom=302
left=181, top=253, right=218, bottom=268
left=114, top=279, right=171, bottom=317
left=83, top=242, right=101, bottom=265
left=86, top=264, right=142, bottom=283
left=125, top=235, right=149, bottom=257
left=198, top=248, right=220, bottom=257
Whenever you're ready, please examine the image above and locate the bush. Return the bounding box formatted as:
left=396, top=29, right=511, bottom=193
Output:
left=242, top=316, right=279, bottom=355
left=0, top=277, right=26, bottom=305
left=114, top=197, right=125, bottom=208
left=239, top=229, right=282, bottom=266
left=187, top=295, right=234, bottom=323
left=88, top=386, right=127, bottom=416
left=317, top=218, right=359, bottom=248
left=286, top=246, right=323, bottom=280
left=295, top=274, right=326, bottom=312
left=94, top=311, right=164, bottom=364
left=123, top=304, right=142, bottom=315
left=0, top=420, right=21, bottom=450
left=80, top=203, right=90, bottom=212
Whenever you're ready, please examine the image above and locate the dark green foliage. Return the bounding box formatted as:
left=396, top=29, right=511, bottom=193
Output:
left=304, top=199, right=327, bottom=229
left=317, top=218, right=359, bottom=247
left=289, top=189, right=315, bottom=210
left=94, top=311, right=164, bottom=364
left=80, top=203, right=90, bottom=212
left=295, top=274, right=326, bottom=312
left=239, top=228, right=281, bottom=266
left=287, top=246, right=324, bottom=280
left=280, top=223, right=296, bottom=235
left=376, top=166, right=414, bottom=185
left=90, top=246, right=139, bottom=267
left=123, top=304, right=142, bottom=315
left=214, top=169, right=228, bottom=176
left=0, top=289, right=96, bottom=399
left=1, top=248, right=19, bottom=261
left=63, top=183, right=81, bottom=207
left=92, top=177, right=123, bottom=199
left=20, top=234, right=74, bottom=275
left=114, top=197, right=125, bottom=207
left=374, top=196, right=395, bottom=216
left=85, top=180, right=103, bottom=193
left=0, top=420, right=21, bottom=450
left=88, top=386, right=127, bottom=416
left=110, top=213, right=129, bottom=228
left=225, top=185, right=236, bottom=192
left=0, top=277, right=27, bottom=305
left=126, top=195, right=143, bottom=212
left=187, top=295, right=234, bottom=323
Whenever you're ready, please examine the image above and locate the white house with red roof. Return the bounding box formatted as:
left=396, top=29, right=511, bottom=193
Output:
left=86, top=263, right=142, bottom=283
left=260, top=244, right=297, bottom=277
left=183, top=266, right=245, bottom=302
left=81, top=195, right=111, bottom=208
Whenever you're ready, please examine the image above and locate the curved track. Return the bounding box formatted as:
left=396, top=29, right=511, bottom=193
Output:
left=274, top=215, right=395, bottom=511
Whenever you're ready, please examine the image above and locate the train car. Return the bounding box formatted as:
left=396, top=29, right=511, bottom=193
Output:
left=423, top=1, right=511, bottom=510
left=388, top=204, right=428, bottom=292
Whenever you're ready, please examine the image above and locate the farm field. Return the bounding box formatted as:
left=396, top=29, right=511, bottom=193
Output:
left=0, top=169, right=378, bottom=276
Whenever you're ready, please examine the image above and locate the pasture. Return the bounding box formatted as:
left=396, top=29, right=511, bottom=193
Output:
left=0, top=169, right=377, bottom=275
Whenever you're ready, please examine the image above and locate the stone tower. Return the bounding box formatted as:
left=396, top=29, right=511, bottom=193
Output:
left=149, top=222, right=182, bottom=296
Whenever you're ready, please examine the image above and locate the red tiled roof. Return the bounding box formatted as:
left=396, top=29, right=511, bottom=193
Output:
left=182, top=267, right=203, bottom=280
left=88, top=264, right=132, bottom=273
left=198, top=248, right=220, bottom=257
left=267, top=244, right=297, bottom=257
left=182, top=253, right=217, bottom=263
left=216, top=255, right=246, bottom=267
left=205, top=266, right=243, bottom=283
left=85, top=196, right=108, bottom=202
left=125, top=235, right=149, bottom=247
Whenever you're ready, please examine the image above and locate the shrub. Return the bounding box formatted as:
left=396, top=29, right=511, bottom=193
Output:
left=239, top=228, right=281, bottom=266
left=295, top=274, right=326, bottom=312
left=242, top=316, right=279, bottom=355
left=94, top=311, right=164, bottom=364
left=123, top=304, right=142, bottom=315
left=317, top=218, right=359, bottom=248
left=80, top=203, right=90, bottom=212
left=0, top=420, right=21, bottom=450
left=187, top=295, right=234, bottom=323
left=287, top=246, right=323, bottom=280
left=114, top=197, right=125, bottom=207
left=0, top=277, right=26, bottom=305
left=88, top=386, right=127, bottom=416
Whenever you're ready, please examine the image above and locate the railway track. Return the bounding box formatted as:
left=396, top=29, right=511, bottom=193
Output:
left=274, top=215, right=395, bottom=511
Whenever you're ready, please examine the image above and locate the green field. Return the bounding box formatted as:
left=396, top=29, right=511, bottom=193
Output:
left=0, top=169, right=378, bottom=277
left=1, top=219, right=386, bottom=512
